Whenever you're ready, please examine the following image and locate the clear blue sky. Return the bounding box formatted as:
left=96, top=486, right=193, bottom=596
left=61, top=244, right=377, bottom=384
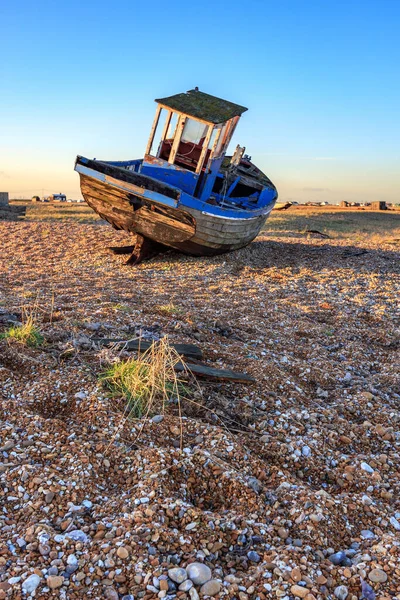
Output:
left=1, top=0, right=399, bottom=203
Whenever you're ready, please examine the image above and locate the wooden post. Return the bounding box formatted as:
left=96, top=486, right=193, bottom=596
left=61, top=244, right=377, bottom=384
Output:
left=156, top=110, right=173, bottom=158
left=145, top=105, right=162, bottom=156
left=220, top=116, right=239, bottom=155
left=168, top=114, right=187, bottom=164
left=195, top=124, right=214, bottom=174
left=159, top=111, right=172, bottom=141
left=204, top=125, right=223, bottom=171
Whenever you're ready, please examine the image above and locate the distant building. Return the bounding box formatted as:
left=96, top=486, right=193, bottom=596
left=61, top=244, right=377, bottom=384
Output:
left=371, top=201, right=387, bottom=210
left=48, top=193, right=67, bottom=202
left=0, top=192, right=9, bottom=206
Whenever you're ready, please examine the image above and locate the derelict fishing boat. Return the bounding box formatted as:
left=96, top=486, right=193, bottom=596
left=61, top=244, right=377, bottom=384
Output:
left=74, top=88, right=278, bottom=264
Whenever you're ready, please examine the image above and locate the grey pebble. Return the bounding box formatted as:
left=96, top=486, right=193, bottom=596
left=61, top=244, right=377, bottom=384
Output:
left=247, top=551, right=261, bottom=563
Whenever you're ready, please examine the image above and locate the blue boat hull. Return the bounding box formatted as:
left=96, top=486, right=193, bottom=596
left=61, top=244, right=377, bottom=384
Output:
left=75, top=156, right=277, bottom=258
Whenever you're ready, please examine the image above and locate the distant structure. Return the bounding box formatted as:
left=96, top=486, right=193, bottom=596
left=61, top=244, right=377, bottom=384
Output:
left=48, top=193, right=67, bottom=202
left=371, top=201, right=387, bottom=210
left=0, top=192, right=9, bottom=206
left=341, top=201, right=350, bottom=207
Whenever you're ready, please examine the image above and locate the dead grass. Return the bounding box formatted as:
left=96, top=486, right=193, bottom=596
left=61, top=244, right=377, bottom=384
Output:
left=10, top=199, right=100, bottom=223
left=267, top=208, right=400, bottom=241
left=1, top=315, right=44, bottom=347
left=99, top=337, right=188, bottom=420
left=156, top=303, right=184, bottom=317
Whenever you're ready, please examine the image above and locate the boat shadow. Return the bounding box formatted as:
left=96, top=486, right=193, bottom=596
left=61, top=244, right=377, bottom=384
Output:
left=179, top=238, right=400, bottom=275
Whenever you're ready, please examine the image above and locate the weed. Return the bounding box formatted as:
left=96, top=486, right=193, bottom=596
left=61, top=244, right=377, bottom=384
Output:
left=99, top=336, right=187, bottom=421
left=157, top=303, right=184, bottom=317
left=113, top=303, right=132, bottom=313
left=1, top=316, right=44, bottom=347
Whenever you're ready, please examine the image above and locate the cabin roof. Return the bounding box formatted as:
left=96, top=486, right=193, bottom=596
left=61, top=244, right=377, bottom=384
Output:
left=155, top=89, right=248, bottom=124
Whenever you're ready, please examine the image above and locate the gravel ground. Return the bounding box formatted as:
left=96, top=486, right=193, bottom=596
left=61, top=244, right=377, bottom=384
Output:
left=0, top=221, right=399, bottom=600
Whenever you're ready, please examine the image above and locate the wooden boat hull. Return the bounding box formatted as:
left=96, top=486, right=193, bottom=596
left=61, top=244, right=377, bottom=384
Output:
left=79, top=173, right=271, bottom=256
left=76, top=157, right=276, bottom=257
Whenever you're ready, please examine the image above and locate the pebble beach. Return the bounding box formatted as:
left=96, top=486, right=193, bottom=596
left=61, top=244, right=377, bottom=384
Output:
left=1, top=220, right=399, bottom=600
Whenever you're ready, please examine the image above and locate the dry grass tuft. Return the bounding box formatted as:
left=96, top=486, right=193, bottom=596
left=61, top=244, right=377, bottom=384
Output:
left=100, top=337, right=188, bottom=420
left=156, top=303, right=184, bottom=317
left=1, top=314, right=44, bottom=347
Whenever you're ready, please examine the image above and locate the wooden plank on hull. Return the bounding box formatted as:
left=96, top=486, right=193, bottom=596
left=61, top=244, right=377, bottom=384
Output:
left=195, top=220, right=265, bottom=236
left=131, top=207, right=195, bottom=244
left=81, top=179, right=131, bottom=203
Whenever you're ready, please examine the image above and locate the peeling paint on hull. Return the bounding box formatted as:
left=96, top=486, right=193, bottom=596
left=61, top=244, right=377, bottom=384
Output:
left=78, top=170, right=272, bottom=256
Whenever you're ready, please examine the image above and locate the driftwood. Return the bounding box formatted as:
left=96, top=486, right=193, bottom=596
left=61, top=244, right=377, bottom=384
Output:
left=176, top=362, right=255, bottom=383
left=342, top=249, right=368, bottom=257
left=92, top=338, right=254, bottom=382
left=274, top=202, right=292, bottom=211
left=306, top=229, right=330, bottom=238
left=91, top=337, right=203, bottom=360
left=108, top=245, right=135, bottom=255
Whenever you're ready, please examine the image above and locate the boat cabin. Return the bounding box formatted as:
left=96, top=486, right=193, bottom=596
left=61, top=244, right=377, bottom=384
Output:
left=141, top=88, right=248, bottom=199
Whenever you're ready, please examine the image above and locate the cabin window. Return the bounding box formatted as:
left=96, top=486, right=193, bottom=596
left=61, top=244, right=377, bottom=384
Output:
left=181, top=119, right=208, bottom=145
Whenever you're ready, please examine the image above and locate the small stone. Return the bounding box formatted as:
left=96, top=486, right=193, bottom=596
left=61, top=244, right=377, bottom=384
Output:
left=278, top=527, right=289, bottom=539
left=45, top=491, right=55, bottom=503
left=248, top=477, right=262, bottom=493
left=47, top=576, right=64, bottom=589
left=66, top=529, right=89, bottom=543
left=104, top=588, right=119, bottom=600
left=179, top=580, right=193, bottom=591
left=186, top=562, right=212, bottom=585
left=368, top=569, right=387, bottom=583
left=247, top=551, right=260, bottom=563
left=302, top=445, right=311, bottom=457
left=117, top=546, right=129, bottom=559
left=291, top=585, right=308, bottom=598
left=152, top=415, right=164, bottom=423
left=1, top=440, right=15, bottom=451
left=389, top=516, right=400, bottom=530
left=84, top=322, right=101, bottom=331
left=39, top=543, right=50, bottom=556
left=159, top=580, right=169, bottom=591
left=291, top=568, right=302, bottom=582
left=168, top=567, right=187, bottom=584
left=189, top=588, right=200, bottom=600
left=361, top=462, right=374, bottom=474
left=200, top=579, right=221, bottom=596
left=361, top=579, right=376, bottom=600
left=67, top=554, right=78, bottom=567
left=22, top=574, right=41, bottom=594
left=361, top=530, right=375, bottom=539
left=329, top=551, right=347, bottom=566
left=334, top=585, right=348, bottom=600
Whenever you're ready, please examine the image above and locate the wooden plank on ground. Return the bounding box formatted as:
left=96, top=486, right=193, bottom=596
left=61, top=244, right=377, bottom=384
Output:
left=91, top=338, right=203, bottom=360
left=176, top=361, right=255, bottom=383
